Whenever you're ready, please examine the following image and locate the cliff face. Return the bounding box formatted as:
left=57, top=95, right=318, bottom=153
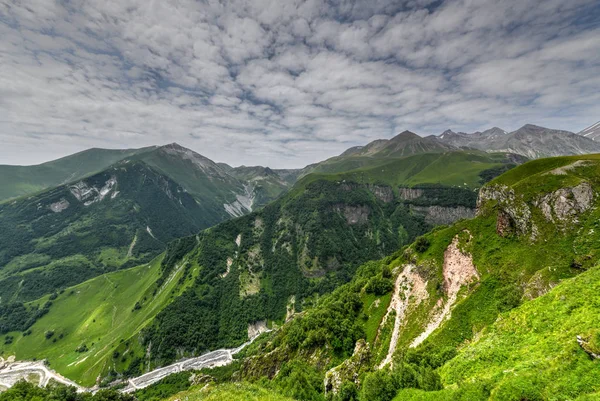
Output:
left=478, top=180, right=595, bottom=240
left=409, top=205, right=475, bottom=226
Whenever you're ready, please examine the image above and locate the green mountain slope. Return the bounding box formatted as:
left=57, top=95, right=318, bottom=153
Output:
left=0, top=161, right=209, bottom=303
left=227, top=166, right=293, bottom=206
left=0, top=149, right=524, bottom=388
left=0, top=147, right=157, bottom=203
left=0, top=144, right=298, bottom=306
left=296, top=150, right=523, bottom=191
left=303, top=131, right=459, bottom=177
left=229, top=154, right=600, bottom=401
left=0, top=246, right=198, bottom=386
left=126, top=151, right=521, bottom=371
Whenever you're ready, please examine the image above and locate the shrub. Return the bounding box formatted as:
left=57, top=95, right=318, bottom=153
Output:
left=415, top=236, right=430, bottom=253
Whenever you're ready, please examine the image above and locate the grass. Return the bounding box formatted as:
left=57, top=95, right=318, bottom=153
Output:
left=165, top=383, right=294, bottom=401
left=361, top=292, right=392, bottom=344
left=289, top=150, right=512, bottom=200
left=0, top=254, right=199, bottom=386
left=393, top=263, right=600, bottom=400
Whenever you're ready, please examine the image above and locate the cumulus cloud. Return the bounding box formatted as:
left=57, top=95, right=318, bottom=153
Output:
left=0, top=0, right=599, bottom=167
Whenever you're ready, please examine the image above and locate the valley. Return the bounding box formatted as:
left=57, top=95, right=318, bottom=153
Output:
left=1, top=127, right=600, bottom=401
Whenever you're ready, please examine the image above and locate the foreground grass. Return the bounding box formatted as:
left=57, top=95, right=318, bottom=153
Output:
left=393, top=264, right=600, bottom=400
left=166, top=383, right=294, bottom=401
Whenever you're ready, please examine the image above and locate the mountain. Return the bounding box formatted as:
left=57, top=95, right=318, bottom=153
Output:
left=340, top=131, right=454, bottom=158
left=578, top=120, right=600, bottom=141
left=0, top=144, right=297, bottom=304
left=226, top=165, right=296, bottom=207
left=0, top=149, right=522, bottom=386
left=0, top=161, right=210, bottom=303
left=232, top=153, right=600, bottom=401
left=437, top=124, right=600, bottom=159
left=300, top=131, right=457, bottom=177
left=0, top=147, right=157, bottom=202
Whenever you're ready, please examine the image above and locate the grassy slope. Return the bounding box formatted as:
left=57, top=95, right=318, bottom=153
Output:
left=237, top=154, right=600, bottom=401
left=0, top=147, right=155, bottom=203
left=294, top=151, right=513, bottom=196
left=394, top=264, right=600, bottom=401
left=384, top=155, right=600, bottom=399
left=0, top=162, right=208, bottom=302
left=166, top=383, right=294, bottom=401
left=0, top=252, right=198, bottom=386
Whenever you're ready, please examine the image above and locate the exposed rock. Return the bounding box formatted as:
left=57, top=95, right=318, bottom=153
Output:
left=248, top=321, right=268, bottom=340
left=410, top=205, right=475, bottom=225
left=49, top=198, right=70, bottom=213
left=368, top=185, right=394, bottom=203
left=534, top=182, right=594, bottom=225
left=478, top=184, right=537, bottom=240
left=577, top=335, right=600, bottom=359
left=398, top=187, right=424, bottom=200
left=496, top=209, right=514, bottom=237
left=410, top=233, right=479, bottom=348
left=334, top=205, right=370, bottom=225
left=324, top=340, right=371, bottom=395
left=224, top=184, right=256, bottom=217
left=69, top=176, right=117, bottom=206
left=379, top=264, right=429, bottom=368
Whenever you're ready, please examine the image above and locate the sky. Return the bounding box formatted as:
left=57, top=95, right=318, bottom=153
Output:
left=1, top=0, right=599, bottom=168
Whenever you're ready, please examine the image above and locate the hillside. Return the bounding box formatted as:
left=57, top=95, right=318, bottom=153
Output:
left=0, top=248, right=198, bottom=386
left=306, top=131, right=456, bottom=176
left=0, top=144, right=299, bottom=304
left=225, top=153, right=600, bottom=401
left=0, top=147, right=157, bottom=203
left=0, top=149, right=523, bottom=387
left=0, top=161, right=211, bottom=304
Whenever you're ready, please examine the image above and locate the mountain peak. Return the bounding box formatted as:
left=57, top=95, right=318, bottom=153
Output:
left=578, top=121, right=600, bottom=141
left=391, top=130, right=420, bottom=141
left=160, top=142, right=187, bottom=151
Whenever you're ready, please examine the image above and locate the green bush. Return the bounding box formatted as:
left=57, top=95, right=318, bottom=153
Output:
left=415, top=237, right=430, bottom=253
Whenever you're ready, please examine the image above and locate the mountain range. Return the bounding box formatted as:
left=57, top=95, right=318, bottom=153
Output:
left=1, top=121, right=600, bottom=401
left=434, top=123, right=600, bottom=159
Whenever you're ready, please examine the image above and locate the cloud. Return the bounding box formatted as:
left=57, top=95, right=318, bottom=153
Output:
left=0, top=0, right=599, bottom=168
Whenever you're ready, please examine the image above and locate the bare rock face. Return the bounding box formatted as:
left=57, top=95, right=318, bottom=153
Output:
left=410, top=205, right=475, bottom=226
left=478, top=184, right=537, bottom=240
left=334, top=205, right=370, bottom=225
left=398, top=187, right=424, bottom=200
left=49, top=198, right=70, bottom=213
left=324, top=339, right=371, bottom=395
left=534, top=182, right=594, bottom=225
left=496, top=209, right=514, bottom=236
left=368, top=185, right=394, bottom=203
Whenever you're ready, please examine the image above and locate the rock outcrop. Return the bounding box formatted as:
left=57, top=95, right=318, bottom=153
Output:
left=324, top=340, right=371, bottom=395
left=478, top=184, right=537, bottom=239
left=334, top=205, right=370, bottom=225
left=534, top=182, right=594, bottom=225
left=410, top=205, right=475, bottom=226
